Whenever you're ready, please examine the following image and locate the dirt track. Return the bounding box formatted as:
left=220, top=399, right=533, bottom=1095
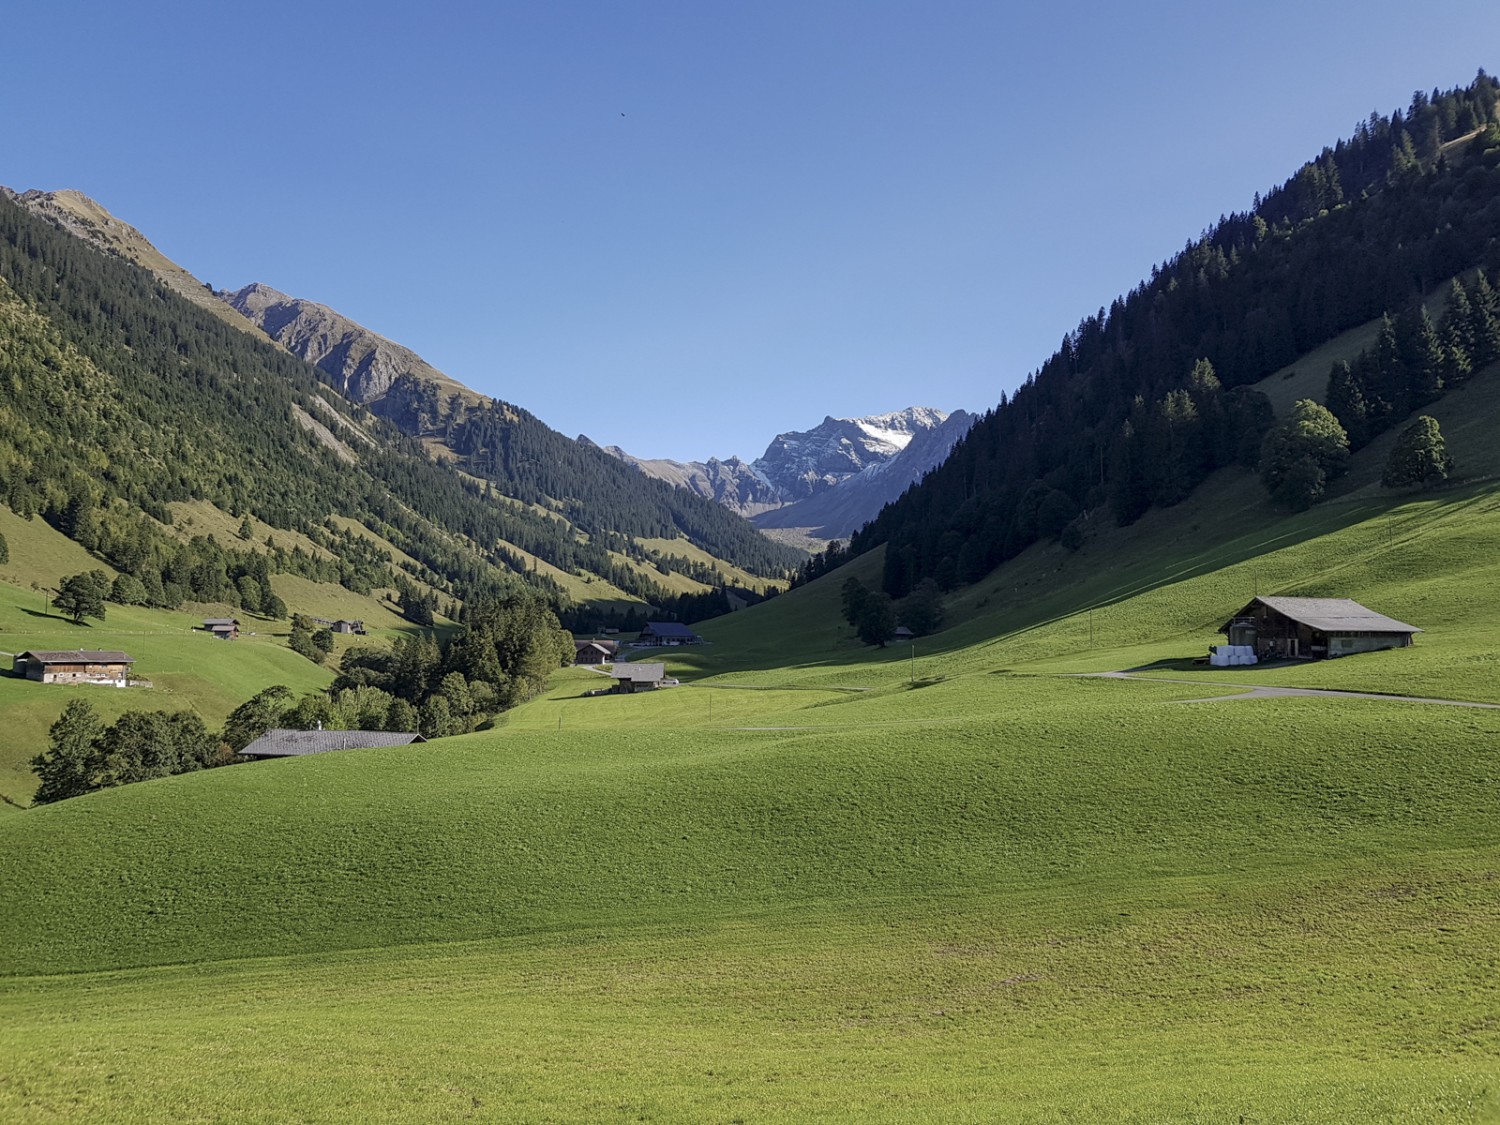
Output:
left=1087, top=671, right=1500, bottom=709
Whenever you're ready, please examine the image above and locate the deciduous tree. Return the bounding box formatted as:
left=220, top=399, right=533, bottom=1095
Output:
left=1382, top=415, right=1453, bottom=488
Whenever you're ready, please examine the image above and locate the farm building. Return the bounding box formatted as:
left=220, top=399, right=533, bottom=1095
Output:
left=574, top=639, right=619, bottom=665
left=1219, top=596, right=1421, bottom=660
left=637, top=622, right=701, bottom=646
left=203, top=617, right=240, bottom=640
left=611, top=662, right=669, bottom=693
left=313, top=618, right=366, bottom=635
left=12, top=650, right=135, bottom=686
left=240, top=729, right=427, bottom=759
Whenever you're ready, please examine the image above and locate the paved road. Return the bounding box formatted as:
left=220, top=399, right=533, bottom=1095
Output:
left=1085, top=671, right=1500, bottom=709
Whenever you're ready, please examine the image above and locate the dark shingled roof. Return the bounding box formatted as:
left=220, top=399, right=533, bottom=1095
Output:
left=202, top=618, right=241, bottom=627
left=641, top=622, right=699, bottom=639
left=18, top=650, right=135, bottom=664
left=240, top=728, right=427, bottom=758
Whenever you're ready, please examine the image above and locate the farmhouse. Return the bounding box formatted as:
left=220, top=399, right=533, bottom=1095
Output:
left=12, top=650, right=135, bottom=686
left=637, top=621, right=701, bottom=646
left=1219, top=596, right=1421, bottom=660
left=240, top=729, right=427, bottom=759
left=203, top=617, right=240, bottom=640
left=611, top=662, right=669, bottom=693
left=574, top=639, right=619, bottom=665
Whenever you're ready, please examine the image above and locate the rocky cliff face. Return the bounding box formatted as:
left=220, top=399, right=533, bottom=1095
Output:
left=580, top=441, right=784, bottom=516
left=752, top=409, right=975, bottom=538
left=753, top=407, right=948, bottom=500
left=226, top=283, right=480, bottom=411
left=598, top=406, right=971, bottom=539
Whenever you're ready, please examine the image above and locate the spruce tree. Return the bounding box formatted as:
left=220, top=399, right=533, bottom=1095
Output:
left=1325, top=361, right=1370, bottom=448
left=32, top=699, right=103, bottom=805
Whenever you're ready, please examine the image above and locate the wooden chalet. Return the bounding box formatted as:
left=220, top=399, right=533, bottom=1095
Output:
left=1220, top=596, right=1421, bottom=660
left=240, top=728, right=427, bottom=759
left=611, top=662, right=668, bottom=693
left=12, top=650, right=135, bottom=686
left=203, top=617, right=240, bottom=640
left=574, top=638, right=619, bottom=665
left=637, top=622, right=701, bottom=646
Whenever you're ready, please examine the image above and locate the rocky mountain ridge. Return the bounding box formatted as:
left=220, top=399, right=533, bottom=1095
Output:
left=226, top=282, right=484, bottom=415
left=595, top=406, right=976, bottom=542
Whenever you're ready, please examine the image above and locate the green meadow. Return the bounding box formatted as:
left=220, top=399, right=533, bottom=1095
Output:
left=4, top=374, right=1500, bottom=1119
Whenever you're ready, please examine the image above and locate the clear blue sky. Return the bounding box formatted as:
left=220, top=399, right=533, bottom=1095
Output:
left=7, top=2, right=1499, bottom=461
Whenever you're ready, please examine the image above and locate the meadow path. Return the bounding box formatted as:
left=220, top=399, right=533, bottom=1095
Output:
left=1086, top=671, right=1500, bottom=709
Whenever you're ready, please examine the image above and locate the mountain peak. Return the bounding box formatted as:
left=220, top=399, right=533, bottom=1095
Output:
left=2, top=185, right=274, bottom=341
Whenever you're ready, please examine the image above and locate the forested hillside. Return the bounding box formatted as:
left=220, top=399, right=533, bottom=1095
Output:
left=0, top=194, right=798, bottom=622
left=850, top=74, right=1500, bottom=596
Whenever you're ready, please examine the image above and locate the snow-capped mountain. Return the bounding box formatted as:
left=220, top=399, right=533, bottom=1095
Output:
left=591, top=406, right=974, bottom=541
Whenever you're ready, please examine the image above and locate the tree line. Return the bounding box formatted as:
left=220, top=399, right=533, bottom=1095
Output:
left=29, top=590, right=573, bottom=805
left=834, top=73, right=1500, bottom=600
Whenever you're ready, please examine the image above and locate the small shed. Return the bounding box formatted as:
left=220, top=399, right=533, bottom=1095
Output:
left=893, top=626, right=915, bottom=641
left=12, top=650, right=135, bottom=686
left=611, top=662, right=667, bottom=693
left=1219, top=596, right=1421, bottom=660
left=203, top=617, right=240, bottom=640
left=638, top=622, right=701, bottom=646
left=240, top=728, right=427, bottom=759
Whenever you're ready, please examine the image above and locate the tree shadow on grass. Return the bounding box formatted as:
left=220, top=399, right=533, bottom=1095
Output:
left=19, top=608, right=86, bottom=624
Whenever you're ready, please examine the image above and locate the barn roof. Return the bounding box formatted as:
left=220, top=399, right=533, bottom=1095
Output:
left=17, top=650, right=135, bottom=664
left=240, top=728, right=427, bottom=758
left=202, top=618, right=240, bottom=627
left=1228, top=596, right=1421, bottom=634
left=641, top=622, right=698, bottom=638
left=611, top=662, right=666, bottom=682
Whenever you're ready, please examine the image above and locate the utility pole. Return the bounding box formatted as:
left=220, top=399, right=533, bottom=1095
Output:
left=910, top=643, right=916, bottom=685
left=1089, top=609, right=1094, bottom=647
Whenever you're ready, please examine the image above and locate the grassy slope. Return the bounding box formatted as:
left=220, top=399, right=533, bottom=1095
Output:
left=0, top=507, right=460, bottom=807
left=0, top=579, right=335, bottom=809
left=4, top=346, right=1500, bottom=1119
left=3, top=467, right=1500, bottom=1118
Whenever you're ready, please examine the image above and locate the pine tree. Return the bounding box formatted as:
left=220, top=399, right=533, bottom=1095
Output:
left=855, top=592, right=897, bottom=648
left=1470, top=271, right=1500, bottom=368
left=1440, top=280, right=1476, bottom=385
left=1397, top=305, right=1445, bottom=406
left=1325, top=361, right=1370, bottom=448
left=32, top=699, right=103, bottom=804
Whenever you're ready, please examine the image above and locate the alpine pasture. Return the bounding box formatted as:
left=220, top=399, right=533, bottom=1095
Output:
left=3, top=453, right=1500, bottom=1122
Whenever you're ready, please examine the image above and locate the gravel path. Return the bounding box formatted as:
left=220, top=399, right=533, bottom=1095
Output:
left=1085, top=671, right=1500, bottom=709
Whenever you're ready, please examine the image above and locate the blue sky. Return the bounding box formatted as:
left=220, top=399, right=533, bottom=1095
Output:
left=7, top=2, right=1500, bottom=461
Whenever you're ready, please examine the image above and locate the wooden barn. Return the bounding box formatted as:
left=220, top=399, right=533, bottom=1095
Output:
left=1219, top=596, right=1421, bottom=660
left=203, top=617, right=240, bottom=640
left=611, top=662, right=667, bottom=693
left=12, top=650, right=135, bottom=686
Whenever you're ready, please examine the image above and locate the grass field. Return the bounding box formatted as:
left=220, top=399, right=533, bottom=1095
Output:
left=3, top=370, right=1500, bottom=1118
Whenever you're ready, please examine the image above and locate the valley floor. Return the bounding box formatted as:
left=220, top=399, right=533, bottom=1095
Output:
left=5, top=464, right=1500, bottom=1121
